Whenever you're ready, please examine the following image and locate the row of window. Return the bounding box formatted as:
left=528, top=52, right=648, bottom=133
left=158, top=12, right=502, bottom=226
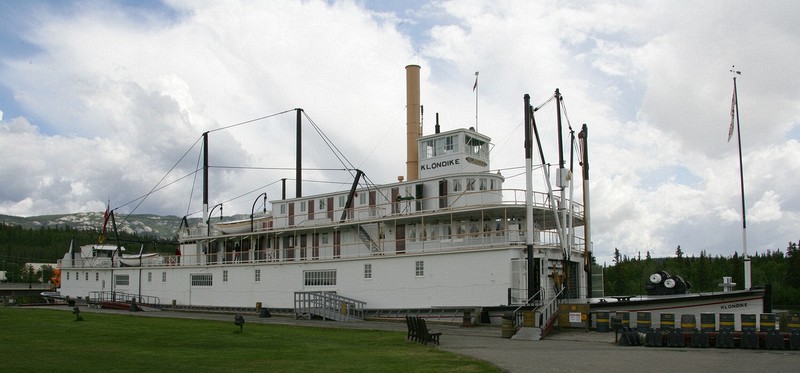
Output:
left=109, top=260, right=427, bottom=289
left=183, top=261, right=425, bottom=288
left=451, top=177, right=497, bottom=192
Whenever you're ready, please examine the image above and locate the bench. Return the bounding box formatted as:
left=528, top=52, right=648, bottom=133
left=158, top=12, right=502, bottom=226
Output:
left=405, top=316, right=441, bottom=345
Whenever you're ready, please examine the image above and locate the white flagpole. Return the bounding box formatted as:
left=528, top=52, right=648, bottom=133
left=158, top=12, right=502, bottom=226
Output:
left=474, top=71, right=479, bottom=131
left=730, top=66, right=750, bottom=290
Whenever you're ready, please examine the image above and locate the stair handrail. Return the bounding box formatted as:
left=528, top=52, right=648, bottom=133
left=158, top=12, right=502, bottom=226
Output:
left=512, top=288, right=542, bottom=327
left=294, top=291, right=366, bottom=322
left=535, top=286, right=565, bottom=330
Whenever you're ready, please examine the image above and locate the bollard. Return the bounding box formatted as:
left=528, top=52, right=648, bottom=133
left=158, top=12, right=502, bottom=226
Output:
left=691, top=329, right=709, bottom=348
left=765, top=330, right=785, bottom=350
left=740, top=330, right=758, bottom=349
left=716, top=329, right=735, bottom=348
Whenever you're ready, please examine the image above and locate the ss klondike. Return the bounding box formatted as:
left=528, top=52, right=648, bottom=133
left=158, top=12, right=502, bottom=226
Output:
left=58, top=65, right=590, bottom=322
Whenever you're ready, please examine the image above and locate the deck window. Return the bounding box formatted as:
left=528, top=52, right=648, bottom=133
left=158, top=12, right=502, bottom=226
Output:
left=162, top=272, right=167, bottom=282
left=452, top=179, right=462, bottom=192
left=364, top=264, right=372, bottom=280
left=466, top=178, right=476, bottom=191
left=115, top=274, right=129, bottom=286
left=280, top=203, right=286, bottom=214
left=191, top=273, right=213, bottom=286
left=223, top=270, right=228, bottom=283
left=95, top=272, right=99, bottom=281
left=255, top=269, right=261, bottom=282
left=304, top=269, right=337, bottom=286
left=415, top=261, right=424, bottom=277
left=147, top=272, right=152, bottom=283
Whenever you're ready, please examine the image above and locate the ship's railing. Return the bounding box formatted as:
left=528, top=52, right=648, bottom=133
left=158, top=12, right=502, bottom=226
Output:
left=534, top=287, right=565, bottom=330
left=294, top=291, right=365, bottom=322
left=60, top=222, right=585, bottom=269
left=88, top=291, right=161, bottom=307
left=262, top=188, right=583, bottom=231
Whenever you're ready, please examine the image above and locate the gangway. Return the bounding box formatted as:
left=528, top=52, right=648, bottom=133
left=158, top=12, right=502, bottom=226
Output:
left=294, top=291, right=365, bottom=322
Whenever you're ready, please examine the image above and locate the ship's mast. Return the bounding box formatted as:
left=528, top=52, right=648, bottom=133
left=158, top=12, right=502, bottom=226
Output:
left=524, top=94, right=538, bottom=301
left=202, top=132, right=209, bottom=226
left=578, top=124, right=592, bottom=297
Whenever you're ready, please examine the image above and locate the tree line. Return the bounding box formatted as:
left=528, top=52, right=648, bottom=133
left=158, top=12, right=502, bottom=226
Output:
left=602, top=241, right=800, bottom=307
left=0, top=224, right=177, bottom=284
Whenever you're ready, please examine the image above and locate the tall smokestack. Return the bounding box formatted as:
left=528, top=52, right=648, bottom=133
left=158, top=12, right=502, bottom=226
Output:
left=406, top=65, right=421, bottom=181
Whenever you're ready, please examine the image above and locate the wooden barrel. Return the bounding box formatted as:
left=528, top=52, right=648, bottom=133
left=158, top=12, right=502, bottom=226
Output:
left=660, top=313, right=675, bottom=330
left=680, top=314, right=697, bottom=331
left=700, top=313, right=716, bottom=332
left=719, top=313, right=735, bottom=331
left=741, top=314, right=757, bottom=333
left=596, top=311, right=610, bottom=332
left=787, top=313, right=800, bottom=331
left=619, top=311, right=630, bottom=327
left=637, top=312, right=651, bottom=332
left=760, top=313, right=776, bottom=332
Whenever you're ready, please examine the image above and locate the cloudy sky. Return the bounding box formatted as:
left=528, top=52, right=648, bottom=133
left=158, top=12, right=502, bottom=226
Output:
left=1, top=0, right=798, bottom=264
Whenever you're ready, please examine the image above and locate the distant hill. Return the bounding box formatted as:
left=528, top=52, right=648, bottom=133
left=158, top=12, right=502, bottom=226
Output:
left=0, top=212, right=190, bottom=239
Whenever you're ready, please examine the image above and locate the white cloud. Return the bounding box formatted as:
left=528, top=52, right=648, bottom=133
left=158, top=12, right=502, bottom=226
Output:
left=0, top=0, right=798, bottom=265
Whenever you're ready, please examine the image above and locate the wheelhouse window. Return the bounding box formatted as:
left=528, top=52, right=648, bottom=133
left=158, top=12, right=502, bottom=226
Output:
left=466, top=178, right=476, bottom=191
left=465, top=135, right=488, bottom=159
left=452, top=178, right=462, bottom=192
left=304, top=269, right=337, bottom=286
left=191, top=273, right=213, bottom=286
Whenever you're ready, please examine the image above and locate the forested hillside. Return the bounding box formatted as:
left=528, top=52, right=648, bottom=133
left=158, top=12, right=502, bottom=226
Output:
left=602, top=241, right=800, bottom=307
left=0, top=224, right=177, bottom=283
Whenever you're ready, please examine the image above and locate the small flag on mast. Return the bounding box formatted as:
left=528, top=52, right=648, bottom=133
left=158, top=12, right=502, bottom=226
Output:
left=99, top=201, right=110, bottom=243
left=473, top=71, right=479, bottom=91
left=727, top=86, right=736, bottom=143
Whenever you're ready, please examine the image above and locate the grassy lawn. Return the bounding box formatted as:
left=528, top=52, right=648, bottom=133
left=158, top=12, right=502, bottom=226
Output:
left=0, top=308, right=500, bottom=372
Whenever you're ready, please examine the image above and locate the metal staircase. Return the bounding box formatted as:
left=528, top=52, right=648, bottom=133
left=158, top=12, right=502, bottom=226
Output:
left=511, top=288, right=564, bottom=340
left=357, top=225, right=381, bottom=254
left=294, top=291, right=366, bottom=322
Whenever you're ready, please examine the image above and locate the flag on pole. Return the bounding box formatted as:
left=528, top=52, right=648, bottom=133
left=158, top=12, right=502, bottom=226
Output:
left=99, top=202, right=110, bottom=243
left=473, top=71, right=479, bottom=91
left=727, top=86, right=736, bottom=143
